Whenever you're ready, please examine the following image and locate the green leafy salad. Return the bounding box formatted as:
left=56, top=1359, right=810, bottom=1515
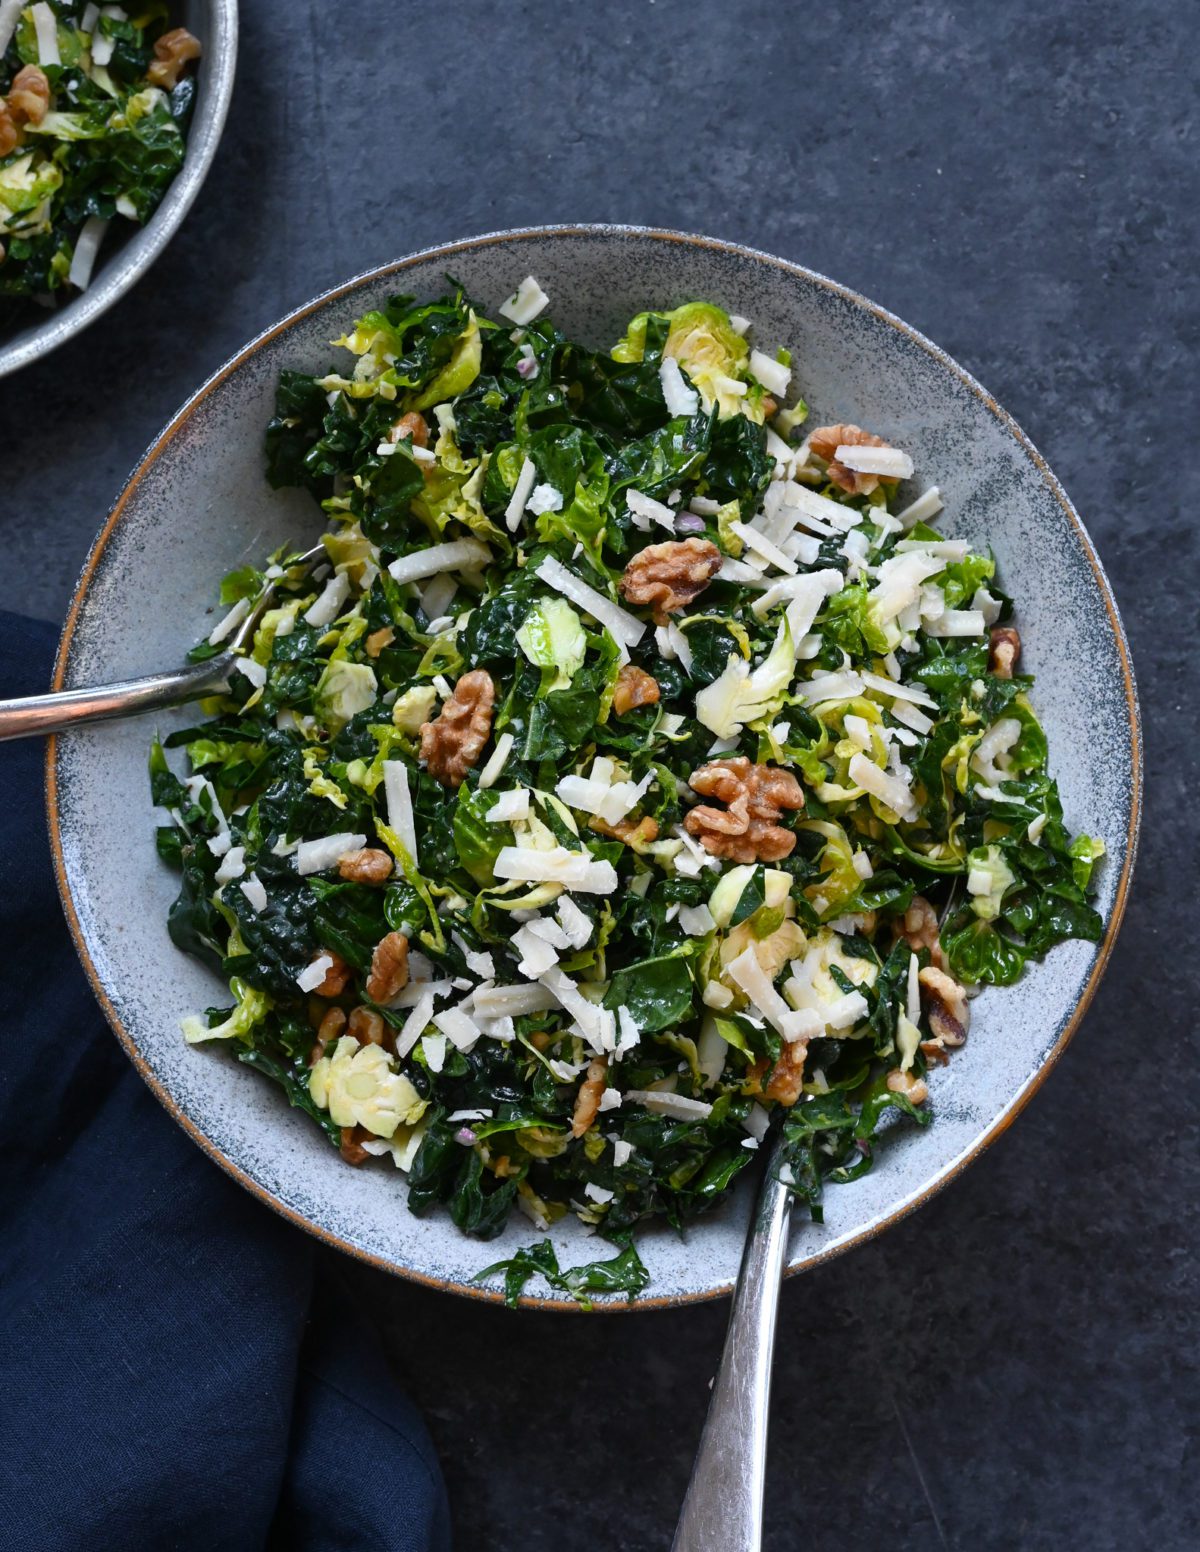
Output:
left=0, top=2, right=200, bottom=315
left=150, top=275, right=1105, bottom=1304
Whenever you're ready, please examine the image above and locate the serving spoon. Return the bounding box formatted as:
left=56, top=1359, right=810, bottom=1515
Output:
left=0, top=545, right=324, bottom=742
left=673, top=883, right=957, bottom=1550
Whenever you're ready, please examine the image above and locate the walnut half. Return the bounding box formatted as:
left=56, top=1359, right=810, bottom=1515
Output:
left=989, top=626, right=1021, bottom=679
left=919, top=966, right=970, bottom=1050
left=146, top=27, right=202, bottom=89
left=366, top=931, right=409, bottom=1005
left=419, top=669, right=495, bottom=787
left=619, top=538, right=722, bottom=624
left=747, top=1040, right=808, bottom=1107
left=684, top=756, right=805, bottom=863
left=611, top=663, right=660, bottom=716
left=8, top=66, right=50, bottom=126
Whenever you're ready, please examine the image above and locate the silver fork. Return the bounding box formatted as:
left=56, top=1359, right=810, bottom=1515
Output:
left=673, top=885, right=960, bottom=1550
left=0, top=545, right=325, bottom=742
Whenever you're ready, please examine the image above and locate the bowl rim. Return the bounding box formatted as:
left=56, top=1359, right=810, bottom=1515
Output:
left=0, top=0, right=239, bottom=380
left=44, top=224, right=1143, bottom=1311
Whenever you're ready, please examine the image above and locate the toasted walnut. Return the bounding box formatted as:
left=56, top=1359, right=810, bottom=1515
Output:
left=886, top=1069, right=929, bottom=1105
left=365, top=626, right=395, bottom=659
left=337, top=847, right=393, bottom=885
left=619, top=537, right=722, bottom=623
left=989, top=626, right=1021, bottom=680
left=8, top=65, right=49, bottom=126
left=0, top=101, right=21, bottom=156
left=390, top=411, right=430, bottom=448
left=366, top=930, right=409, bottom=1004
left=747, top=1040, right=808, bottom=1107
left=309, top=1006, right=346, bottom=1066
left=919, top=966, right=970, bottom=1049
left=339, top=1125, right=371, bottom=1166
left=809, top=423, right=893, bottom=495
left=347, top=1006, right=387, bottom=1049
left=419, top=669, right=495, bottom=787
left=310, top=950, right=351, bottom=998
left=895, top=895, right=948, bottom=972
left=146, top=27, right=202, bottom=89
left=571, top=1056, right=609, bottom=1138
left=920, top=1040, right=951, bottom=1067
left=612, top=663, right=660, bottom=716
left=591, top=814, right=659, bottom=848
left=685, top=756, right=805, bottom=864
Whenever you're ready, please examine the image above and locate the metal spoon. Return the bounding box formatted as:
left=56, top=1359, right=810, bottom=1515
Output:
left=0, top=545, right=324, bottom=742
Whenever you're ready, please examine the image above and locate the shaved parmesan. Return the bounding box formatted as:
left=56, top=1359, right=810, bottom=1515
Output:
left=907, top=953, right=921, bottom=1025
left=971, top=717, right=1022, bottom=785
left=214, top=845, right=246, bottom=885
left=660, top=356, right=700, bottom=417
left=296, top=956, right=333, bottom=993
left=295, top=832, right=367, bottom=875
left=304, top=571, right=350, bottom=628
left=434, top=1006, right=482, bottom=1051
left=512, top=923, right=560, bottom=978
left=824, top=990, right=869, bottom=1030
left=498, top=275, right=549, bottom=326
left=624, top=1090, right=713, bottom=1121
left=895, top=487, right=943, bottom=530
left=924, top=609, right=986, bottom=637
left=472, top=982, right=558, bottom=1019
left=538, top=967, right=611, bottom=1050
left=32, top=3, right=60, bottom=66
left=730, top=520, right=797, bottom=574
left=387, top=539, right=491, bottom=586
left=396, top=991, right=435, bottom=1057
left=751, top=569, right=843, bottom=647
left=207, top=595, right=251, bottom=646
left=835, top=443, right=913, bottom=480
left=859, top=670, right=938, bottom=709
left=526, top=483, right=563, bottom=516
left=493, top=845, right=618, bottom=894
left=421, top=1033, right=448, bottom=1073
left=486, top=787, right=530, bottom=823
left=240, top=873, right=268, bottom=913
left=504, top=461, right=536, bottom=530
left=478, top=732, right=514, bottom=789
left=0, top=0, right=25, bottom=57
left=896, top=538, right=969, bottom=560
left=727, top=948, right=818, bottom=1042
left=749, top=349, right=791, bottom=398
left=534, top=557, right=645, bottom=652
left=383, top=761, right=418, bottom=864
left=678, top=903, right=716, bottom=936
left=890, top=699, right=934, bottom=735
left=797, top=670, right=864, bottom=705
left=627, top=489, right=677, bottom=532
left=556, top=896, right=593, bottom=950
left=848, top=752, right=917, bottom=820
left=868, top=551, right=945, bottom=625
left=67, top=215, right=108, bottom=290
left=584, top=1182, right=614, bottom=1204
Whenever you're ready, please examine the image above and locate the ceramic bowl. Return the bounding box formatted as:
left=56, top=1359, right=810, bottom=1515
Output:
left=0, top=0, right=238, bottom=379
left=46, top=226, right=1142, bottom=1308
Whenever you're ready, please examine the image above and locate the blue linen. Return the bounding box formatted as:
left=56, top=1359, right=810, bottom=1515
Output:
left=0, top=614, right=451, bottom=1552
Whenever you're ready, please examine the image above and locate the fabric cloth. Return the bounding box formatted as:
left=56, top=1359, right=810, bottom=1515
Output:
left=0, top=613, right=451, bottom=1552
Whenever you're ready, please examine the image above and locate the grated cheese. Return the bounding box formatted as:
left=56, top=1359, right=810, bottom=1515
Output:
left=534, top=557, right=645, bottom=653
left=835, top=444, right=913, bottom=480
left=239, top=873, right=268, bottom=913
left=624, top=1090, right=713, bottom=1121
left=660, top=356, right=699, bottom=417
left=67, top=215, right=108, bottom=290
left=526, top=482, right=563, bottom=517
left=296, top=956, right=334, bottom=993
left=924, top=609, right=986, bottom=638
left=207, top=595, right=251, bottom=646
left=498, top=275, right=550, bottom=326
left=214, top=846, right=246, bottom=885
left=32, top=3, right=60, bottom=65
left=396, top=991, right=435, bottom=1057
left=383, top=761, right=418, bottom=864
left=295, top=832, right=367, bottom=876
left=848, top=752, right=917, bottom=821
left=797, top=669, right=864, bottom=705
left=421, top=1033, right=448, bottom=1073
left=493, top=845, right=618, bottom=894
left=894, top=486, right=943, bottom=530
left=627, top=488, right=678, bottom=532
left=486, top=787, right=530, bottom=823
left=472, top=982, right=558, bottom=1019
left=388, top=539, right=491, bottom=586
left=730, top=520, right=797, bottom=575
left=749, top=349, right=791, bottom=398
left=478, top=732, right=514, bottom=789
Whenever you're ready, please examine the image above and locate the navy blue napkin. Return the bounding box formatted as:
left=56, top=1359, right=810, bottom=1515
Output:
left=0, top=612, right=451, bottom=1552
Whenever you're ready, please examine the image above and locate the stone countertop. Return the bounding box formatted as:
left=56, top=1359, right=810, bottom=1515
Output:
left=3, top=2, right=1195, bottom=1546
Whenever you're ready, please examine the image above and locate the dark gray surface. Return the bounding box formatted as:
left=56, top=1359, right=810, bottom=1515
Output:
left=3, top=2, right=1196, bottom=1548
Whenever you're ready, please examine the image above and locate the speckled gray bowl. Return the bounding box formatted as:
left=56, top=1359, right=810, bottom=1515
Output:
left=46, top=226, right=1142, bottom=1310
left=0, top=0, right=237, bottom=380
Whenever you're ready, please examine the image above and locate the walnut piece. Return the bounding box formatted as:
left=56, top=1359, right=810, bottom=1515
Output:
left=146, top=27, right=202, bottom=89
left=747, top=1040, right=808, bottom=1107
left=895, top=895, right=948, bottom=973
left=0, top=101, right=21, bottom=156
left=365, top=626, right=395, bottom=659
left=337, top=847, right=393, bottom=885
left=390, top=411, right=430, bottom=448
left=591, top=814, right=659, bottom=849
left=339, top=1125, right=371, bottom=1166
left=571, top=1056, right=609, bottom=1138
left=347, top=1005, right=388, bottom=1049
left=619, top=537, right=722, bottom=623
left=366, top=930, right=409, bottom=1004
left=8, top=66, right=50, bottom=126
left=919, top=966, right=970, bottom=1050
left=886, top=1068, right=929, bottom=1105
left=309, top=1006, right=346, bottom=1066
left=310, top=950, right=352, bottom=998
left=808, top=423, right=894, bottom=495
left=989, top=626, right=1021, bottom=679
left=419, top=669, right=495, bottom=787
left=685, top=756, right=805, bottom=863
left=612, top=663, right=660, bottom=716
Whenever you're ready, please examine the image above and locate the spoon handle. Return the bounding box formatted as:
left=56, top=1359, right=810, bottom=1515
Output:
left=672, top=1128, right=794, bottom=1552
left=0, top=659, right=230, bottom=742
